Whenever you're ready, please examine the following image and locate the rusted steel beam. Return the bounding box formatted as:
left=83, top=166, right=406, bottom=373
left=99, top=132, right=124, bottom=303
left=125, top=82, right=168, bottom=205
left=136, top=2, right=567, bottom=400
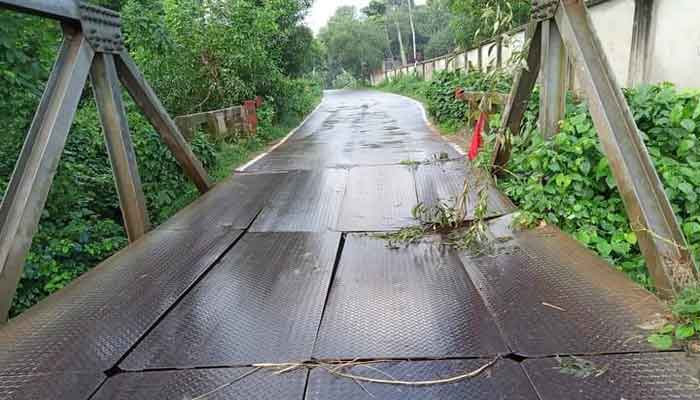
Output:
left=491, top=22, right=543, bottom=173
left=0, top=0, right=80, bottom=22
left=539, top=19, right=568, bottom=139
left=115, top=52, right=211, bottom=193
left=0, top=27, right=94, bottom=320
left=555, top=0, right=697, bottom=297
left=91, top=53, right=150, bottom=242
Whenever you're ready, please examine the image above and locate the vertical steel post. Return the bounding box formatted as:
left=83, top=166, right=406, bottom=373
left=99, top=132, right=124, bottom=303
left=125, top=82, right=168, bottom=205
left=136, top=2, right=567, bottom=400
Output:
left=539, top=19, right=569, bottom=138
left=91, top=53, right=150, bottom=242
left=555, top=0, right=696, bottom=296
left=0, top=27, right=94, bottom=320
left=491, top=22, right=543, bottom=172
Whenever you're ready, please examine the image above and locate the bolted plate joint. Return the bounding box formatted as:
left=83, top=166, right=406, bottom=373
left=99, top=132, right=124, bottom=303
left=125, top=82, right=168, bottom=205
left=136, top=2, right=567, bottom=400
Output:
left=531, top=0, right=559, bottom=21
left=78, top=2, right=124, bottom=54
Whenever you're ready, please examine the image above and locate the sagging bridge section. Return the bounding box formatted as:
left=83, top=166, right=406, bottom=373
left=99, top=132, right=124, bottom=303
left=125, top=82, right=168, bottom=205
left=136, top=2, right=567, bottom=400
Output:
left=0, top=1, right=698, bottom=399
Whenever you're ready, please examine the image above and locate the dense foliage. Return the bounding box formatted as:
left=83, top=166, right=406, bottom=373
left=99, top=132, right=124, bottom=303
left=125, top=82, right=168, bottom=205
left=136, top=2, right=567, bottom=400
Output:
left=319, top=0, right=527, bottom=86
left=378, top=70, right=511, bottom=131
left=378, top=73, right=700, bottom=290
left=319, top=6, right=387, bottom=86
left=1, top=0, right=320, bottom=316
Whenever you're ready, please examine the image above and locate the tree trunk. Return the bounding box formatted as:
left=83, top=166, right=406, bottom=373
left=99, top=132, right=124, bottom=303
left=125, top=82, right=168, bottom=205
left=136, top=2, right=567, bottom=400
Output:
left=395, top=20, right=407, bottom=65
left=407, top=0, right=417, bottom=64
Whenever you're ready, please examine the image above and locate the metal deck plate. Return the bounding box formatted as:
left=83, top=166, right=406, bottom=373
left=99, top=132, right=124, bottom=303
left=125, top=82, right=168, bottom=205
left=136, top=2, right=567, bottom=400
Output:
left=414, top=160, right=515, bottom=220
left=306, top=359, right=539, bottom=399
left=121, top=232, right=341, bottom=370
left=337, top=165, right=419, bottom=231
left=93, top=368, right=307, bottom=400
left=250, top=169, right=348, bottom=232
left=313, top=234, right=507, bottom=359
left=159, top=172, right=287, bottom=230
left=523, top=352, right=700, bottom=399
left=0, top=372, right=104, bottom=400
left=459, top=223, right=670, bottom=356
left=0, top=227, right=243, bottom=376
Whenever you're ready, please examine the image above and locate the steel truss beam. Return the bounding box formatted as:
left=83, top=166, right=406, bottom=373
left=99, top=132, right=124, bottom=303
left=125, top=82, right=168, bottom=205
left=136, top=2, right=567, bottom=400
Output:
left=494, top=0, right=697, bottom=297
left=0, top=1, right=213, bottom=320
left=91, top=53, right=150, bottom=242
left=0, top=26, right=94, bottom=319
left=0, top=0, right=80, bottom=22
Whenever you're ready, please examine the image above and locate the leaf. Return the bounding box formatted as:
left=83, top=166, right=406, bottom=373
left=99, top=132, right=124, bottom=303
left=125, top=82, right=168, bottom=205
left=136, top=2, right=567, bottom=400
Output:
left=681, top=119, right=696, bottom=132
left=659, top=324, right=676, bottom=334
left=579, top=159, right=591, bottom=175
left=647, top=334, right=673, bottom=350
left=595, top=240, right=612, bottom=257
left=678, top=139, right=695, bottom=155
left=675, top=324, right=695, bottom=339
left=678, top=182, right=694, bottom=195
left=624, top=232, right=638, bottom=244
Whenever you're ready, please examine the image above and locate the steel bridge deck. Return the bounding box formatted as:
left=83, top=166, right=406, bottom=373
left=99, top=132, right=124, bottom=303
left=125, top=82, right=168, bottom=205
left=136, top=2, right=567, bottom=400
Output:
left=1, top=90, right=698, bottom=400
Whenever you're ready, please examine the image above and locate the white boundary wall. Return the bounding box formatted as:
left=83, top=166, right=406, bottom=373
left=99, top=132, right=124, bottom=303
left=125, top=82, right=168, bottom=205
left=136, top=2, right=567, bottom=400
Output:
left=371, top=0, right=700, bottom=90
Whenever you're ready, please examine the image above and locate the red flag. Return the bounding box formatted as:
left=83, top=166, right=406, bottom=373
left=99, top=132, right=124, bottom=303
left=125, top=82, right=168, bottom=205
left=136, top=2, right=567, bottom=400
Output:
left=469, top=112, right=487, bottom=161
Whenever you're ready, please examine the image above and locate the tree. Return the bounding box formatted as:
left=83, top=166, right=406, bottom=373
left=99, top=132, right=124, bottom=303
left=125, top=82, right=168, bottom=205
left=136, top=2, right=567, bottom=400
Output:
left=319, top=6, right=387, bottom=84
left=446, top=0, right=530, bottom=48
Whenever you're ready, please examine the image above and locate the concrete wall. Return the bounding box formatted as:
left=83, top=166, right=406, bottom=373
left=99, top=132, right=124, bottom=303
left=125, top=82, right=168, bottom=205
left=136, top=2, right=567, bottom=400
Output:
left=589, top=0, right=635, bottom=86
left=648, top=0, right=700, bottom=88
left=370, top=0, right=700, bottom=90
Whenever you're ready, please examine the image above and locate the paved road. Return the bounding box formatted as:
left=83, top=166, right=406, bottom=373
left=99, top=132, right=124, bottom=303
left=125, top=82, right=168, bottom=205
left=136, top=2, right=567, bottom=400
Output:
left=1, top=90, right=697, bottom=400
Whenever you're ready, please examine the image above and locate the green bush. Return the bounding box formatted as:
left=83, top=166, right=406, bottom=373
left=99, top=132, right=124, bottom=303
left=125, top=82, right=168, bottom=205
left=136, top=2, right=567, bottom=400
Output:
left=498, top=84, right=700, bottom=289
left=379, top=70, right=511, bottom=131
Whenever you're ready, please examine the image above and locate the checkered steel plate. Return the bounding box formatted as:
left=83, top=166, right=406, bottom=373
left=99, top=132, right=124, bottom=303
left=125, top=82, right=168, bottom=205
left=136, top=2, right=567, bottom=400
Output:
left=0, top=227, right=244, bottom=376
left=313, top=234, right=507, bottom=359
left=307, top=358, right=539, bottom=399
left=121, top=232, right=341, bottom=370
left=459, top=221, right=672, bottom=356
left=414, top=159, right=515, bottom=220
left=159, top=172, right=287, bottom=230
left=250, top=169, right=348, bottom=232
left=336, top=165, right=419, bottom=231
left=0, top=372, right=104, bottom=400
left=93, top=368, right=307, bottom=400
left=523, top=352, right=700, bottom=399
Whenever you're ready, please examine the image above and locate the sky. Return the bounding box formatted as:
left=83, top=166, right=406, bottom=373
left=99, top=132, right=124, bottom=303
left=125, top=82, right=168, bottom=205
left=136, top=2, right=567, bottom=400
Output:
left=305, top=0, right=427, bottom=34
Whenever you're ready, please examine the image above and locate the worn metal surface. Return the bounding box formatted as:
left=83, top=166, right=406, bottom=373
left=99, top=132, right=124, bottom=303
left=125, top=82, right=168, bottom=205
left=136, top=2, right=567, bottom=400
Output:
left=314, top=234, right=506, bottom=359
left=555, top=0, right=697, bottom=296
left=523, top=352, right=700, bottom=400
left=0, top=27, right=94, bottom=320
left=337, top=165, right=419, bottom=231
left=414, top=160, right=515, bottom=221
left=0, top=226, right=243, bottom=375
left=459, top=219, right=671, bottom=356
left=91, top=52, right=149, bottom=242
left=0, top=0, right=80, bottom=22
left=539, top=19, right=568, bottom=139
left=93, top=368, right=307, bottom=400
left=78, top=3, right=124, bottom=53
left=307, top=359, right=538, bottom=399
left=121, top=232, right=341, bottom=370
left=245, top=91, right=457, bottom=171
left=159, top=172, right=287, bottom=231
left=491, top=22, right=542, bottom=172
left=250, top=169, right=348, bottom=232
left=0, top=372, right=105, bottom=400
left=115, top=52, right=211, bottom=193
